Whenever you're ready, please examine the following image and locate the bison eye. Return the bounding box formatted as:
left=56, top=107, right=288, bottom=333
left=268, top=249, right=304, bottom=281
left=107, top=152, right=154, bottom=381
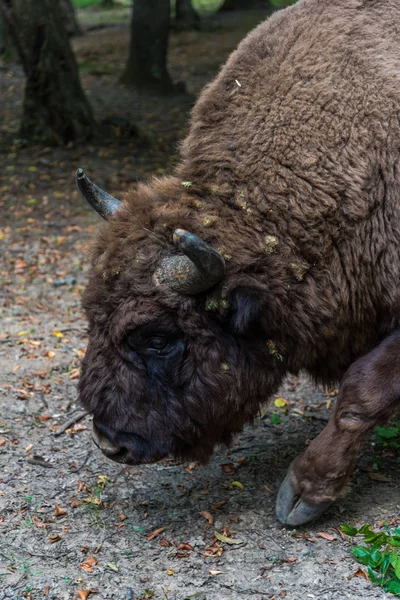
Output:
left=126, top=332, right=172, bottom=356
left=147, top=336, right=168, bottom=351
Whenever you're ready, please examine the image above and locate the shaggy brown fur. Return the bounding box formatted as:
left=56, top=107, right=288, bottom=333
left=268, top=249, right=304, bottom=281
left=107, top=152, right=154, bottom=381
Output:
left=79, top=0, right=400, bottom=522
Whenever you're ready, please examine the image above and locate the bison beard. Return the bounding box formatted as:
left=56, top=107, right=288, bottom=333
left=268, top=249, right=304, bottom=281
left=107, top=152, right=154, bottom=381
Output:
left=78, top=0, right=400, bottom=527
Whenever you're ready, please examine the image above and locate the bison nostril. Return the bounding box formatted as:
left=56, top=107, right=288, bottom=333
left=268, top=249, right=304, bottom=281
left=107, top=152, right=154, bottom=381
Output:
left=92, top=422, right=121, bottom=456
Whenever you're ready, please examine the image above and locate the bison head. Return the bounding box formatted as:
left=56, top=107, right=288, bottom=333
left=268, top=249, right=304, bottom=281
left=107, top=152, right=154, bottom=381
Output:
left=77, top=169, right=285, bottom=466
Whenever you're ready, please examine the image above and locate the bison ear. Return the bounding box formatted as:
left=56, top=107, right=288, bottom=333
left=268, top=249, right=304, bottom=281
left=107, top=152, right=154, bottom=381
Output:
left=230, top=286, right=265, bottom=333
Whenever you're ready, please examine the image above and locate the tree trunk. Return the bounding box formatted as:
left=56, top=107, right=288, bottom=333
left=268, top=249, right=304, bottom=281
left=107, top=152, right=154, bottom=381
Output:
left=0, top=14, right=8, bottom=54
left=120, top=0, right=175, bottom=93
left=0, top=0, right=95, bottom=144
left=175, top=0, right=200, bottom=30
left=59, top=0, right=82, bottom=37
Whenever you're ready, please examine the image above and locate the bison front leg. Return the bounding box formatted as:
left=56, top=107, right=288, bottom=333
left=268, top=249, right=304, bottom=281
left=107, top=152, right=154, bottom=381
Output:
left=276, top=329, right=400, bottom=526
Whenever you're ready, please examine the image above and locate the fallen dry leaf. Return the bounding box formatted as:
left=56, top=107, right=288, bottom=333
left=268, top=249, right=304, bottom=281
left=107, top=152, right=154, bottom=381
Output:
left=81, top=556, right=97, bottom=573
left=48, top=535, right=61, bottom=543
left=167, top=569, right=175, bottom=576
left=274, top=397, right=288, bottom=407
left=205, top=544, right=224, bottom=557
left=294, top=532, right=316, bottom=542
left=77, top=480, right=87, bottom=492
left=368, top=472, right=392, bottom=482
left=212, top=500, right=227, bottom=510
left=221, top=463, right=235, bottom=475
left=54, top=504, right=67, bottom=517
left=159, top=537, right=172, bottom=547
left=77, top=591, right=92, bottom=600
left=66, top=423, right=88, bottom=435
left=0, top=438, right=7, bottom=447
left=354, top=568, right=369, bottom=580
left=209, top=569, right=224, bottom=576
left=214, top=530, right=244, bottom=545
left=69, top=368, right=80, bottom=380
left=177, top=542, right=193, bottom=551
left=51, top=330, right=64, bottom=338
left=230, top=480, right=244, bottom=490
left=325, top=388, right=339, bottom=397
left=33, top=518, right=47, bottom=528
left=147, top=527, right=167, bottom=541
left=199, top=511, right=214, bottom=525
left=317, top=532, right=337, bottom=541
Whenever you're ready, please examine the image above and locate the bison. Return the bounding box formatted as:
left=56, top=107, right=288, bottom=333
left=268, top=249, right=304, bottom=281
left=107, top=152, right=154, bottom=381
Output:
left=77, top=0, right=400, bottom=526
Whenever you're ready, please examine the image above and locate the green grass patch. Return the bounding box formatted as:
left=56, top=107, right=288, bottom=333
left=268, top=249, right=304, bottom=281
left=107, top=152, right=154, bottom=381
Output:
left=270, top=0, right=297, bottom=6
left=341, top=523, right=400, bottom=596
left=73, top=0, right=102, bottom=8
left=374, top=421, right=400, bottom=450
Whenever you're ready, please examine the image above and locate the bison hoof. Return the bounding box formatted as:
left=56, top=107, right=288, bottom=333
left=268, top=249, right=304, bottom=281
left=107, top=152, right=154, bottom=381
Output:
left=276, top=474, right=332, bottom=526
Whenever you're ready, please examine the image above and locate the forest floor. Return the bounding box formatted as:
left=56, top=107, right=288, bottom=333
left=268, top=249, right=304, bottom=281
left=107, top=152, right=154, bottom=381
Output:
left=0, top=6, right=399, bottom=600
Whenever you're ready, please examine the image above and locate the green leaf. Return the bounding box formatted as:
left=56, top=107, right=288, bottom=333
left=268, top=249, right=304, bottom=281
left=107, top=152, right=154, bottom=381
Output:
left=374, top=425, right=400, bottom=439
left=270, top=413, right=281, bottom=425
left=367, top=566, right=384, bottom=585
left=384, top=580, right=400, bottom=596
left=359, top=524, right=373, bottom=535
left=363, top=532, right=382, bottom=545
left=341, top=524, right=358, bottom=536
left=370, top=548, right=383, bottom=567
left=390, top=552, right=400, bottom=579
left=381, top=552, right=392, bottom=575
left=352, top=545, right=372, bottom=565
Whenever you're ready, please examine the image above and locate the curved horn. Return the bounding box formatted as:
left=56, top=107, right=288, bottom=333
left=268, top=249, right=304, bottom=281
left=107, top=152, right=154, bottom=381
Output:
left=76, top=168, right=121, bottom=220
left=153, top=228, right=226, bottom=295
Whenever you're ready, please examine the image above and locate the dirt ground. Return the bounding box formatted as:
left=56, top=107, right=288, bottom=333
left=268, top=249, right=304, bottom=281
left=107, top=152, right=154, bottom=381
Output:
left=0, top=7, right=399, bottom=600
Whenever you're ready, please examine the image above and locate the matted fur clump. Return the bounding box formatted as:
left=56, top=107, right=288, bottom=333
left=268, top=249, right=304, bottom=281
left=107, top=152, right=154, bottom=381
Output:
left=78, top=0, right=400, bottom=525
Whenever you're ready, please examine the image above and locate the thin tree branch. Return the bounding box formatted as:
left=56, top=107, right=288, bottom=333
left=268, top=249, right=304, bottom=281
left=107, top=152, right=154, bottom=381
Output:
left=54, top=410, right=89, bottom=436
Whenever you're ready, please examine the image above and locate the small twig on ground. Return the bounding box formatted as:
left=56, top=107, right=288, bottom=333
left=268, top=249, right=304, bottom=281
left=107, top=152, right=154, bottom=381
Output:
left=39, top=391, right=49, bottom=410
left=70, top=450, right=92, bottom=473
left=54, top=410, right=89, bottom=436
left=27, top=457, right=53, bottom=469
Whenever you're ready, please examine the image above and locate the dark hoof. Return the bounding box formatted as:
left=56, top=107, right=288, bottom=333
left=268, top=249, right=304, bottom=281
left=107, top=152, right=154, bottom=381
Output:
left=276, top=474, right=332, bottom=526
